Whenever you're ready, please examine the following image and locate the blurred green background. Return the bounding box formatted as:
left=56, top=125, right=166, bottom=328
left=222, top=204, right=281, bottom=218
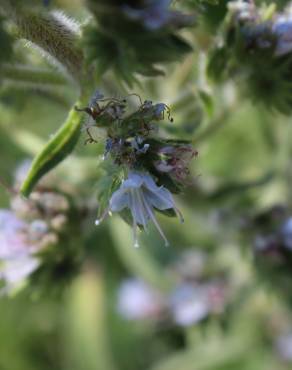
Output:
left=1, top=0, right=292, bottom=369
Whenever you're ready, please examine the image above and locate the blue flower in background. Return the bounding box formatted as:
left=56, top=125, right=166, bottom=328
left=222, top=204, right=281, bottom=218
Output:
left=0, top=210, right=41, bottom=293
left=123, top=0, right=172, bottom=30
left=273, top=18, right=292, bottom=56
left=122, top=0, right=192, bottom=30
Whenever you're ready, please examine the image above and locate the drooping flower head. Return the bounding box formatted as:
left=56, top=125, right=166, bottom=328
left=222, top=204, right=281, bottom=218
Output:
left=78, top=91, right=197, bottom=246
left=96, top=171, right=183, bottom=247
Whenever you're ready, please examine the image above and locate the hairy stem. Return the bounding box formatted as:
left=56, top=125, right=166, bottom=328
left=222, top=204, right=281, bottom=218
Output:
left=0, top=1, right=83, bottom=82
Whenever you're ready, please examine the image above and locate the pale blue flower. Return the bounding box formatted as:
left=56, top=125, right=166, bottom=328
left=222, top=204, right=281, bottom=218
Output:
left=281, top=217, right=292, bottom=250
left=95, top=171, right=183, bottom=247
left=170, top=283, right=210, bottom=327
left=123, top=0, right=172, bottom=30
left=276, top=333, right=292, bottom=362
left=0, top=210, right=41, bottom=292
left=273, top=19, right=292, bottom=56
left=118, top=279, right=165, bottom=320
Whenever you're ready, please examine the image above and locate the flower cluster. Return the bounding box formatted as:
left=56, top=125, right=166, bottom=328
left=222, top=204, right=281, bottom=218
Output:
left=117, top=251, right=228, bottom=327
left=77, top=91, right=197, bottom=246
left=83, top=1, right=193, bottom=84
left=208, top=1, right=292, bottom=114
left=0, top=163, right=80, bottom=294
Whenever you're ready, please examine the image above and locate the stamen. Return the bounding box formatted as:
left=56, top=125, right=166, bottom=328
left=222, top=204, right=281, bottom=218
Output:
left=95, top=208, right=109, bottom=226
left=141, top=193, right=169, bottom=247
left=134, top=189, right=149, bottom=232
left=133, top=219, right=140, bottom=248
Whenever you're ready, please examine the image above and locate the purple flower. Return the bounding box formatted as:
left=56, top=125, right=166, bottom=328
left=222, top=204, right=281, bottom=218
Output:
left=0, top=210, right=31, bottom=259
left=1, top=258, right=40, bottom=291
left=154, top=145, right=197, bottom=183
left=0, top=210, right=41, bottom=291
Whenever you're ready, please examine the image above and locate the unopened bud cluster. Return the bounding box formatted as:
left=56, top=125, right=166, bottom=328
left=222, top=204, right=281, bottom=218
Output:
left=209, top=1, right=292, bottom=113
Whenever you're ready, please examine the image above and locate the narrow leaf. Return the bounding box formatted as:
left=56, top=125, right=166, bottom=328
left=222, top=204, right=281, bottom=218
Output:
left=20, top=102, right=83, bottom=197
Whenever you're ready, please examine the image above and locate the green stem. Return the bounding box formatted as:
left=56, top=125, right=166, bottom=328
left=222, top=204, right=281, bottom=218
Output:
left=0, top=1, right=83, bottom=82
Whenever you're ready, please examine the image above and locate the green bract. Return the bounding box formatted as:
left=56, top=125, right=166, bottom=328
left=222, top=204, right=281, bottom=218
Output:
left=20, top=103, right=83, bottom=197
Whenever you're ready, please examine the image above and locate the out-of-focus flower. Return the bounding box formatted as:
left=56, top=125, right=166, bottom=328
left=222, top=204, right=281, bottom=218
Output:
left=96, top=171, right=183, bottom=247
left=117, top=250, right=228, bottom=328
left=170, top=281, right=226, bottom=327
left=253, top=235, right=280, bottom=256
left=1, top=258, right=40, bottom=292
left=170, top=283, right=209, bottom=326
left=154, top=144, right=197, bottom=184
left=276, top=333, right=292, bottom=362
left=0, top=211, right=50, bottom=259
left=281, top=217, right=292, bottom=250
left=117, top=278, right=227, bottom=327
left=117, top=279, right=165, bottom=320
left=252, top=213, right=292, bottom=257
left=123, top=0, right=193, bottom=30
left=0, top=210, right=42, bottom=291
left=273, top=4, right=292, bottom=57
left=0, top=161, right=76, bottom=294
left=172, top=250, right=207, bottom=281
left=272, top=15, right=292, bottom=56
left=227, top=0, right=257, bottom=23
left=248, top=207, right=292, bottom=297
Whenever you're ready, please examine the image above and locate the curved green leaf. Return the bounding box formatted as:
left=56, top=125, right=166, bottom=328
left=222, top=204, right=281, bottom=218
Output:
left=20, top=102, right=83, bottom=197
